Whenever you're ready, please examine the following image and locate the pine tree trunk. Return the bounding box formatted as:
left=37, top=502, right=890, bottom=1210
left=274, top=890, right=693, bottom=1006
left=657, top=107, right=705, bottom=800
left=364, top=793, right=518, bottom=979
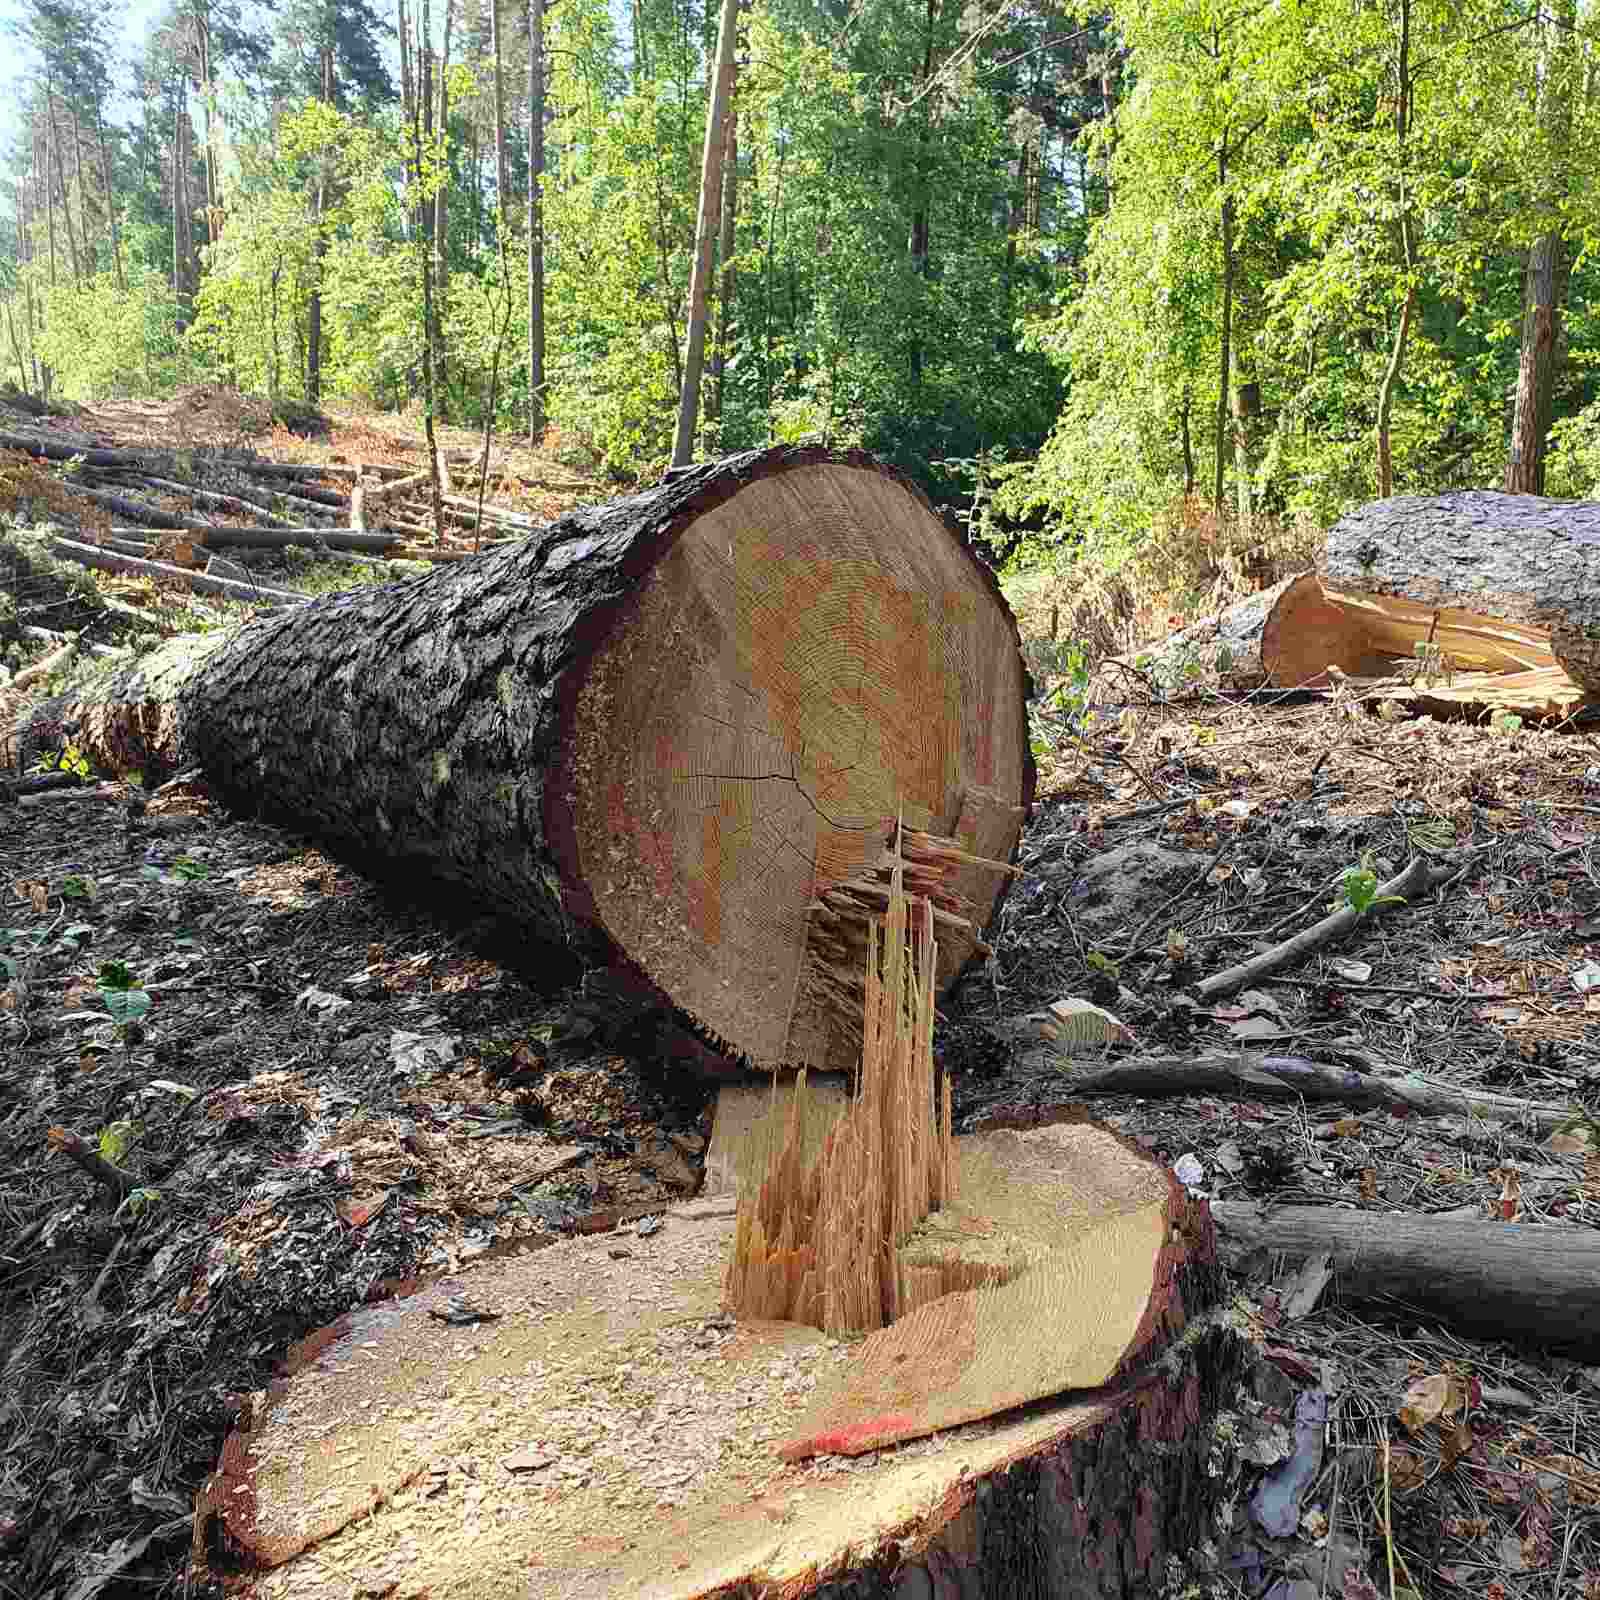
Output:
left=489, top=0, right=510, bottom=219
left=671, top=0, right=738, bottom=465
left=527, top=0, right=546, bottom=441
left=1504, top=0, right=1577, bottom=497
left=95, top=99, right=125, bottom=292
left=709, top=97, right=738, bottom=424
left=433, top=0, right=454, bottom=416
left=1214, top=180, right=1233, bottom=517
left=40, top=447, right=1034, bottom=1073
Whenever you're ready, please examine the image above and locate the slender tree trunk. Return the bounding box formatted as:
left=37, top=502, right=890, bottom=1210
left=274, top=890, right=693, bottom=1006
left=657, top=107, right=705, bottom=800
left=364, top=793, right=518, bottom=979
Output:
left=69, top=109, right=92, bottom=268
left=40, top=113, right=57, bottom=289
left=670, top=0, right=738, bottom=466
left=1374, top=0, right=1413, bottom=499
left=95, top=100, right=125, bottom=292
left=306, top=47, right=334, bottom=405
left=490, top=0, right=510, bottom=220
left=1180, top=390, right=1196, bottom=497
left=398, top=0, right=415, bottom=131
left=434, top=0, right=454, bottom=417
left=1214, top=177, right=1234, bottom=518
left=710, top=100, right=738, bottom=424
left=415, top=0, right=445, bottom=539
left=1504, top=0, right=1577, bottom=496
left=171, top=92, right=184, bottom=321
left=48, top=88, right=83, bottom=284
left=527, top=0, right=546, bottom=442
left=907, top=0, right=935, bottom=388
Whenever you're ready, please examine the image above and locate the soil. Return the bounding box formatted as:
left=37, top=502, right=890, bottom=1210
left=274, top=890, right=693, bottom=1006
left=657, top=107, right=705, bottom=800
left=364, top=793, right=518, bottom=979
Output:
left=3, top=392, right=1600, bottom=1600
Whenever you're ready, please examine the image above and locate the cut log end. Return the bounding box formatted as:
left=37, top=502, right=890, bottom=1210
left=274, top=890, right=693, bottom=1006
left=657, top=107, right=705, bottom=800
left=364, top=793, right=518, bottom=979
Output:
left=554, top=456, right=1032, bottom=1070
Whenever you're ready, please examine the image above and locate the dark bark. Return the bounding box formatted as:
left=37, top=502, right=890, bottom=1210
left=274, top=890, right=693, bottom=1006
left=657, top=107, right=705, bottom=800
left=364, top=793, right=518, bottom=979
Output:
left=822, top=1323, right=1250, bottom=1600
left=1213, top=1204, right=1600, bottom=1356
left=1503, top=233, right=1569, bottom=496
left=41, top=448, right=1033, bottom=1072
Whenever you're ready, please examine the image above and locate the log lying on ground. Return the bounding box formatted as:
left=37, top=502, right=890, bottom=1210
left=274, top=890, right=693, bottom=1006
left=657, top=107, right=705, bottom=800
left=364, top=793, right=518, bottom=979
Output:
left=45, top=538, right=306, bottom=606
left=1123, top=491, right=1600, bottom=717
left=28, top=446, right=1034, bottom=1072
left=1213, top=1202, right=1600, bottom=1355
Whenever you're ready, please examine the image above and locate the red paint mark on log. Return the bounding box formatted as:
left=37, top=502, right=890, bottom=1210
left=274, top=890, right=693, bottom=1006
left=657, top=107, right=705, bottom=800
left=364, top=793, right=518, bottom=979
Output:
left=777, top=1413, right=921, bottom=1461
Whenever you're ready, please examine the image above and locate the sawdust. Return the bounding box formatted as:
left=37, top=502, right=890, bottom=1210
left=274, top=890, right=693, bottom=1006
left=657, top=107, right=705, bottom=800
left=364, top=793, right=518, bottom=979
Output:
left=225, top=1199, right=1068, bottom=1600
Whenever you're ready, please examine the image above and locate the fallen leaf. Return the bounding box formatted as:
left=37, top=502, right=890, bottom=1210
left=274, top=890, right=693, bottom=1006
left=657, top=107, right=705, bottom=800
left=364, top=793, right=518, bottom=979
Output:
left=1398, top=1372, right=1463, bottom=1431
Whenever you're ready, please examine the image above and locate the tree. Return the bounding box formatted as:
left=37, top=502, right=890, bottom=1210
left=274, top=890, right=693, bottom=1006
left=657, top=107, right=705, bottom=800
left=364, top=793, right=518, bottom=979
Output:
left=526, top=0, right=545, bottom=440
left=671, top=0, right=737, bottom=464
left=1504, top=0, right=1581, bottom=495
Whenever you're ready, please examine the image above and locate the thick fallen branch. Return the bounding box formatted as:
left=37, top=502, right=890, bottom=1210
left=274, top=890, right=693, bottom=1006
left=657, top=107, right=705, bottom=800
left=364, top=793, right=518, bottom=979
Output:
left=59, top=481, right=215, bottom=533
left=1053, top=1049, right=1580, bottom=1137
left=197, top=526, right=396, bottom=554
left=48, top=538, right=306, bottom=606
left=1212, top=1202, right=1600, bottom=1355
left=1196, top=853, right=1471, bottom=999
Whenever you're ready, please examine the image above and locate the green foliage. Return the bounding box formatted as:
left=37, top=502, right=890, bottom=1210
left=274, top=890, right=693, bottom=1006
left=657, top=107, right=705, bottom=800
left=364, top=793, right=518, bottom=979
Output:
left=1338, top=854, right=1403, bottom=916
left=34, top=743, right=92, bottom=780
left=97, top=1119, right=142, bottom=1165
left=29, top=271, right=190, bottom=400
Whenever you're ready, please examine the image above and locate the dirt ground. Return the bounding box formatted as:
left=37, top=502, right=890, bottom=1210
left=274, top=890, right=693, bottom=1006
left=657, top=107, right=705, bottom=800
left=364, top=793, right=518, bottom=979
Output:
left=3, top=397, right=1600, bottom=1600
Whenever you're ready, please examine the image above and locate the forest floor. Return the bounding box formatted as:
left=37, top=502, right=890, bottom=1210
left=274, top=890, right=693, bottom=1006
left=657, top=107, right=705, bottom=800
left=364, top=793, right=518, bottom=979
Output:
left=3, top=392, right=1600, bottom=1600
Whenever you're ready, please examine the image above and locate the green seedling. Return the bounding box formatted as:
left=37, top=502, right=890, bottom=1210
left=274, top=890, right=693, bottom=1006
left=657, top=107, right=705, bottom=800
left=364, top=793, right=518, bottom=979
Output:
left=1338, top=853, right=1403, bottom=916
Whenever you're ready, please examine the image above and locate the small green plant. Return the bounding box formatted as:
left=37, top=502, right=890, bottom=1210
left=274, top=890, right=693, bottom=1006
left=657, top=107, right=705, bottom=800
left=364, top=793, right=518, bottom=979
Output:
left=60, top=874, right=95, bottom=901
left=1337, top=853, right=1403, bottom=916
left=1086, top=948, right=1121, bottom=981
left=36, top=742, right=92, bottom=780
left=98, top=1119, right=142, bottom=1164
left=116, top=1187, right=162, bottom=1222
left=170, top=857, right=210, bottom=882
left=1491, top=710, right=1523, bottom=737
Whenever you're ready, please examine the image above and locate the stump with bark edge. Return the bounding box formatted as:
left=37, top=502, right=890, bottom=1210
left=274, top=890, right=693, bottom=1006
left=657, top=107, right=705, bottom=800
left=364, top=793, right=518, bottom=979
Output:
left=21, top=445, right=1034, bottom=1072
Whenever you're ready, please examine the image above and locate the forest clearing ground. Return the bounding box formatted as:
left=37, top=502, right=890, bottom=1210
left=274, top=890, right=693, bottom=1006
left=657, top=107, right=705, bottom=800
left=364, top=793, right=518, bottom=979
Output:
left=2, top=404, right=1600, bottom=1597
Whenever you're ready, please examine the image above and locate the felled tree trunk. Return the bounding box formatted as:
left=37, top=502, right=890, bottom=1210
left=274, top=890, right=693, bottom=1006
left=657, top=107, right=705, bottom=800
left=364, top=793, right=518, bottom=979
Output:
left=1127, top=491, right=1600, bottom=718
left=31, top=446, right=1034, bottom=1072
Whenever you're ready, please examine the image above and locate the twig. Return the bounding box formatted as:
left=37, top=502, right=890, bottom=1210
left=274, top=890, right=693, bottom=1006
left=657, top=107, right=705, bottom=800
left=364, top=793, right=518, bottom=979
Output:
left=46, top=1126, right=136, bottom=1199
left=1196, top=854, right=1475, bottom=1000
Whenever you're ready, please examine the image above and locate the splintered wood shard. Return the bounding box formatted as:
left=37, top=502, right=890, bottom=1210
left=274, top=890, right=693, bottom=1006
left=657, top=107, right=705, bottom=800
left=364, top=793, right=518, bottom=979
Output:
left=721, top=830, right=1220, bottom=1460
left=724, top=821, right=958, bottom=1334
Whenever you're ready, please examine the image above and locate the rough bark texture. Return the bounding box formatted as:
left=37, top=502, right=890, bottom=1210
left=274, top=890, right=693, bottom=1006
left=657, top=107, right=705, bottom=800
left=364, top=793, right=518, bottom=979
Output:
left=33, top=446, right=1034, bottom=1071
left=1316, top=489, right=1600, bottom=694
left=1212, top=1203, right=1600, bottom=1356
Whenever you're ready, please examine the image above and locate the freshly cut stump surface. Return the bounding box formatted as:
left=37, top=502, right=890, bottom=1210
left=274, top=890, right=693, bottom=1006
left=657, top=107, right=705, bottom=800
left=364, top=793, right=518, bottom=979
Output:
left=197, top=1121, right=1223, bottom=1599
